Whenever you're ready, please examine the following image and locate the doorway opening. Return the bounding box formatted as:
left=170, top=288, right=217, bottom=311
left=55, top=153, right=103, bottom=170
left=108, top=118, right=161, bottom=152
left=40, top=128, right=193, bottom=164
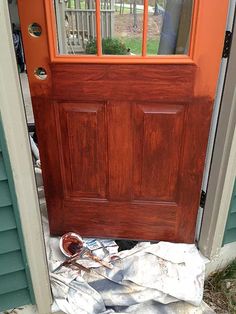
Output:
left=7, top=0, right=229, bottom=262
left=5, top=0, right=232, bottom=312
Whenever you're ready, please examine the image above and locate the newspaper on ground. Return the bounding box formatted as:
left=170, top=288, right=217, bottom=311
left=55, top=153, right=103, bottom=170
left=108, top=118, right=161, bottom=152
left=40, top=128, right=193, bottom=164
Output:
left=41, top=206, right=205, bottom=314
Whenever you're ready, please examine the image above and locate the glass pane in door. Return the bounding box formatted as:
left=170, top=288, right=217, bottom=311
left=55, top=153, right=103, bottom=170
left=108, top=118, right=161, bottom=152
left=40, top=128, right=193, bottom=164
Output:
left=147, top=0, right=194, bottom=55
left=101, top=0, right=144, bottom=56
left=54, top=0, right=97, bottom=55
left=54, top=0, right=194, bottom=56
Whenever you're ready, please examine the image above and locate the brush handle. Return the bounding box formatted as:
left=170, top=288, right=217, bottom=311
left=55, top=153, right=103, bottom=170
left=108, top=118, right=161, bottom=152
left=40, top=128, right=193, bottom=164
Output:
left=85, top=251, right=113, bottom=269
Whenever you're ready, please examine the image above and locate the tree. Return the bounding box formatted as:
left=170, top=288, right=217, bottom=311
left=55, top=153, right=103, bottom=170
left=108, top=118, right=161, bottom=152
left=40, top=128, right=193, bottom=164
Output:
left=133, top=0, right=137, bottom=29
left=154, top=0, right=159, bottom=15
left=154, top=0, right=167, bottom=15
left=119, top=0, right=125, bottom=14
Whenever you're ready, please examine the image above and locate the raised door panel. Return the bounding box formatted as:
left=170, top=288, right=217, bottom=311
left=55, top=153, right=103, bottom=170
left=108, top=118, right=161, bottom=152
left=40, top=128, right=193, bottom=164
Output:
left=56, top=102, right=107, bottom=199
left=133, top=104, right=185, bottom=202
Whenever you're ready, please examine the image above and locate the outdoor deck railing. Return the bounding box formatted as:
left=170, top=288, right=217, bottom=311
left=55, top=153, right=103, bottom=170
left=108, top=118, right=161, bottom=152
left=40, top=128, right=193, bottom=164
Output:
left=55, top=0, right=115, bottom=54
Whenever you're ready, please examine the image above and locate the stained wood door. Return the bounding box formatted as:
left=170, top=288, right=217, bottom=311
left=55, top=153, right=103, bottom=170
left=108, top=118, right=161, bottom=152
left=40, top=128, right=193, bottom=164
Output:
left=18, top=0, right=228, bottom=242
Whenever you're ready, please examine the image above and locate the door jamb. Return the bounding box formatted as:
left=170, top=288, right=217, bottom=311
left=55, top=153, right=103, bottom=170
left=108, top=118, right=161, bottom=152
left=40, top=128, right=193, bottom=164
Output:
left=195, top=0, right=236, bottom=241
left=198, top=9, right=236, bottom=258
left=0, top=1, right=51, bottom=313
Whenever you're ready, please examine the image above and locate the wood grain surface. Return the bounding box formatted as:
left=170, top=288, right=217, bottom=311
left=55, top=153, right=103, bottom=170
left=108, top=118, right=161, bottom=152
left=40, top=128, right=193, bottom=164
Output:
left=33, top=63, right=212, bottom=243
left=18, top=0, right=228, bottom=243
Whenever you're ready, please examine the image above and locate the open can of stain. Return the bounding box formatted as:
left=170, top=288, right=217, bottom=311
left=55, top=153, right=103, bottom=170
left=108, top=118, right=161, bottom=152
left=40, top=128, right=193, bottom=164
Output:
left=59, top=232, right=84, bottom=257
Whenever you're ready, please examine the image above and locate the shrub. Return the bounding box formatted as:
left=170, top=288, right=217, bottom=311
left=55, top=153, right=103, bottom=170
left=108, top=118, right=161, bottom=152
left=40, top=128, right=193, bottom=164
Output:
left=85, top=38, right=128, bottom=55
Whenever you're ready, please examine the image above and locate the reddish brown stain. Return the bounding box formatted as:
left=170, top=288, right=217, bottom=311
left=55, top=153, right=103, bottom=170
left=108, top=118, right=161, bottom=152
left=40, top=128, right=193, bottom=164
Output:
left=17, top=0, right=228, bottom=243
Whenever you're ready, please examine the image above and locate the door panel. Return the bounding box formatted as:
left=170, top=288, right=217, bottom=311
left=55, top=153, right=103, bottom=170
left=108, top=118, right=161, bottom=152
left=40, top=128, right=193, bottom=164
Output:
left=107, top=102, right=132, bottom=201
left=52, top=64, right=195, bottom=102
left=57, top=102, right=107, bottom=198
left=18, top=0, right=229, bottom=243
left=133, top=104, right=185, bottom=201
left=61, top=200, right=177, bottom=240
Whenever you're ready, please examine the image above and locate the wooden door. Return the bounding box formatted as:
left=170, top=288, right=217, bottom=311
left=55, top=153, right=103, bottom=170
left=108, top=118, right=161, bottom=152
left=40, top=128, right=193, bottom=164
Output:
left=18, top=0, right=228, bottom=242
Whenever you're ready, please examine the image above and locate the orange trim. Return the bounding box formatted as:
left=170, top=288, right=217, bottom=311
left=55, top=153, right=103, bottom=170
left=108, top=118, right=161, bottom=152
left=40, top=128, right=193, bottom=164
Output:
left=193, top=0, right=229, bottom=96
left=188, top=0, right=199, bottom=59
left=17, top=0, right=52, bottom=95
left=44, top=0, right=58, bottom=60
left=142, top=0, right=148, bottom=57
left=49, top=55, right=194, bottom=64
left=96, top=0, right=102, bottom=56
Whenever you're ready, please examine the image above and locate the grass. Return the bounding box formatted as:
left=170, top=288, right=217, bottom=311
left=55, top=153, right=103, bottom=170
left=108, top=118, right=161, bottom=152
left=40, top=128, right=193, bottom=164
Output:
left=204, top=259, right=236, bottom=313
left=122, top=37, right=160, bottom=55
left=85, top=37, right=159, bottom=56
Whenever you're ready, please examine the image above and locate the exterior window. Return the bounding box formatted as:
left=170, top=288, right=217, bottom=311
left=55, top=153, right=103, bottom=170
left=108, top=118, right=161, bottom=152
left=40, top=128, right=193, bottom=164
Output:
left=54, top=0, right=194, bottom=57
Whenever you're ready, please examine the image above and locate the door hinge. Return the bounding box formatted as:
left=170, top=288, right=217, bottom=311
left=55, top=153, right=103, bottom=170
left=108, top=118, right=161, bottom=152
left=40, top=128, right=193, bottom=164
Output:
left=200, top=190, right=207, bottom=208
left=222, top=31, right=232, bottom=58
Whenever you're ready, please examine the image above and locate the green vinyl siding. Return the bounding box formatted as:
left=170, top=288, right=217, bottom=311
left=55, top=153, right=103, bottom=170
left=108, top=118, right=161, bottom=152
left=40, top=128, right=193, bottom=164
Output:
left=0, top=120, right=34, bottom=311
left=0, top=229, right=21, bottom=254
left=0, top=289, right=31, bottom=312
left=0, top=180, right=12, bottom=207
left=0, top=154, right=7, bottom=180
left=0, top=206, right=16, bottom=232
left=223, top=180, right=236, bottom=245
left=0, top=251, right=25, bottom=275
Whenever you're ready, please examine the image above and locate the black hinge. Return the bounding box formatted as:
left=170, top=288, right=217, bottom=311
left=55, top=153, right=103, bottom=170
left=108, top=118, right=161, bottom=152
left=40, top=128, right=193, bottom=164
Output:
left=200, top=190, right=207, bottom=208
left=222, top=31, right=232, bottom=58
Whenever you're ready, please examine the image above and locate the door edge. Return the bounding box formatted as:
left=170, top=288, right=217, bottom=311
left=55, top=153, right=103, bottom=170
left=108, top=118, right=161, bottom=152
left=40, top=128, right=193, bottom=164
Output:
left=0, top=1, right=52, bottom=313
